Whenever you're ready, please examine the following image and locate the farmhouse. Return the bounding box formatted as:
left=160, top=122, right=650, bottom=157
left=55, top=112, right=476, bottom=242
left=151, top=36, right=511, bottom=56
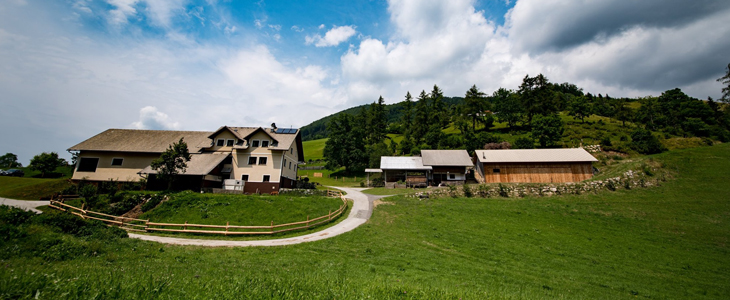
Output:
left=474, top=148, right=597, bottom=183
left=378, top=149, right=472, bottom=187
left=68, top=126, right=304, bottom=194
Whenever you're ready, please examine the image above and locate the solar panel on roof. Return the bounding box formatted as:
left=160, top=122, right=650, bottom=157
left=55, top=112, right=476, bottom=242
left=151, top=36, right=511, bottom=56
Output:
left=275, top=128, right=285, bottom=134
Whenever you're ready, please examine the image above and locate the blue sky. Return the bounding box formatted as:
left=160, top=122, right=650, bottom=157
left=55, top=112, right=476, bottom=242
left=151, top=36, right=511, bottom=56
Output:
left=1, top=0, right=728, bottom=164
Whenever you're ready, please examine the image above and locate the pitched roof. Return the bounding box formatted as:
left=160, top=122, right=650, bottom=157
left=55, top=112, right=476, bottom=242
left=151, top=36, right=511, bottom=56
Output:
left=421, top=150, right=473, bottom=166
left=139, top=153, right=229, bottom=175
left=380, top=156, right=432, bottom=170
left=475, top=148, right=598, bottom=163
left=68, top=129, right=214, bottom=153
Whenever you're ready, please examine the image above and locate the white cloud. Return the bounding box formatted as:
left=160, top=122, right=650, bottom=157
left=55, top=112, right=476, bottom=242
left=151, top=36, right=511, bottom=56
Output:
left=291, top=25, right=304, bottom=32
left=306, top=25, right=357, bottom=47
left=107, top=0, right=139, bottom=25
left=318, top=24, right=324, bottom=29
left=131, top=106, right=181, bottom=130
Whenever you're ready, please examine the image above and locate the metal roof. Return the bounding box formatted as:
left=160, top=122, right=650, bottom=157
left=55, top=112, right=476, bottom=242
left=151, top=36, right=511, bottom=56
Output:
left=380, top=156, right=432, bottom=170
left=421, top=150, right=473, bottom=166
left=475, top=148, right=598, bottom=163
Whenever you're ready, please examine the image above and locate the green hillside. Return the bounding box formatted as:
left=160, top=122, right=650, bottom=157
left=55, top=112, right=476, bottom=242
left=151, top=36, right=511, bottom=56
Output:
left=2, top=143, right=729, bottom=298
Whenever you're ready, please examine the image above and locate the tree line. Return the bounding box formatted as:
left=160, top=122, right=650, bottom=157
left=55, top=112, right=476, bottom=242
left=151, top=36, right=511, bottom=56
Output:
left=323, top=66, right=730, bottom=173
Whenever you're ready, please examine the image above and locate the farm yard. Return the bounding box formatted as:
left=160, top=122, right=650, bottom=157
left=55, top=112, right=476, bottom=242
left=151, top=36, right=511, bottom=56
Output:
left=1, top=143, right=729, bottom=299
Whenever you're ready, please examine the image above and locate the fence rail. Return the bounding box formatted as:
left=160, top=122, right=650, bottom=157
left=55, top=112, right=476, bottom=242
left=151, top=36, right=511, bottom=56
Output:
left=49, top=190, right=348, bottom=236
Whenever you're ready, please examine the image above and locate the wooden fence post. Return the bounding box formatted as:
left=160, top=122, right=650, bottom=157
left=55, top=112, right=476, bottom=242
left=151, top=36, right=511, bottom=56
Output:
left=184, top=221, right=187, bottom=231
left=328, top=209, right=331, bottom=221
left=271, top=221, right=274, bottom=233
left=226, top=221, right=229, bottom=236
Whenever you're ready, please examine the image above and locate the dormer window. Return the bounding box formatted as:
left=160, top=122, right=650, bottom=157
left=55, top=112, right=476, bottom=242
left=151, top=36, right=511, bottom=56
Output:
left=226, top=139, right=234, bottom=147
left=251, top=140, right=260, bottom=147
left=261, top=140, right=269, bottom=147
left=216, top=139, right=225, bottom=147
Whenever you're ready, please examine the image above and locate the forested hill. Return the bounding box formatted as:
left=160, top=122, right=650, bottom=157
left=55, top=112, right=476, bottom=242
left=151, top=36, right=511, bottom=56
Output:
left=301, top=96, right=464, bottom=141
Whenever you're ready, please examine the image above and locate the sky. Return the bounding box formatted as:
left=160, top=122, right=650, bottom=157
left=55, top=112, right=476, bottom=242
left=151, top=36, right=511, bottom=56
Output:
left=1, top=0, right=729, bottom=164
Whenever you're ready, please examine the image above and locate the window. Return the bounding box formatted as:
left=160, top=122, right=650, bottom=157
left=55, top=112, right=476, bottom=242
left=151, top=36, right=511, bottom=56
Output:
left=111, top=158, right=124, bottom=166
left=248, top=157, right=257, bottom=165
left=283, top=158, right=287, bottom=167
left=449, top=174, right=456, bottom=179
left=216, top=139, right=225, bottom=146
left=77, top=158, right=99, bottom=172
left=258, top=157, right=268, bottom=165
left=241, top=175, right=249, bottom=181
left=290, top=148, right=293, bottom=154
left=226, top=139, right=234, bottom=147
left=251, top=140, right=260, bottom=147
left=263, top=175, right=270, bottom=182
left=261, top=140, right=269, bottom=147
left=493, top=168, right=500, bottom=173
left=289, top=162, right=292, bottom=169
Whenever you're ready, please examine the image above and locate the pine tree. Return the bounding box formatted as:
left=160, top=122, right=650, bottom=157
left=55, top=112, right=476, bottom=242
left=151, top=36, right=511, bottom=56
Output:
left=400, top=92, right=414, bottom=154
left=464, top=85, right=487, bottom=130
left=412, top=90, right=430, bottom=145
left=717, top=63, right=730, bottom=103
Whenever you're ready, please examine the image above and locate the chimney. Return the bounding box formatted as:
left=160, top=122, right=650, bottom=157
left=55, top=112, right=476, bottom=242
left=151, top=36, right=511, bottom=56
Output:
left=271, top=123, right=277, bottom=132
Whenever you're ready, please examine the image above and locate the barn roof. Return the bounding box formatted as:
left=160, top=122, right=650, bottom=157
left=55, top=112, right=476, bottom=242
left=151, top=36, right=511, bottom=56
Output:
left=475, top=148, right=598, bottom=163
left=421, top=150, right=473, bottom=166
left=380, top=156, right=432, bottom=170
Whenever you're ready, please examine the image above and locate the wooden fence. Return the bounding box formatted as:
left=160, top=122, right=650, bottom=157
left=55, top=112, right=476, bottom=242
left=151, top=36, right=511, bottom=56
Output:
left=48, top=191, right=348, bottom=236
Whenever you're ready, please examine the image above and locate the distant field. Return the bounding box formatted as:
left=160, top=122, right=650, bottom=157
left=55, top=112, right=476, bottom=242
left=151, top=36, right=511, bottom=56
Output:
left=302, top=138, right=327, bottom=161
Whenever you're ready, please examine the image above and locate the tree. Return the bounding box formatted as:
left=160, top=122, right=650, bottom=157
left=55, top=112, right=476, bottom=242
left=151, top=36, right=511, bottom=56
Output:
left=518, top=74, right=556, bottom=124
left=399, top=92, right=415, bottom=154
left=367, top=96, right=388, bottom=145
left=718, top=63, right=730, bottom=103
left=150, top=138, right=192, bottom=190
left=630, top=128, right=665, bottom=154
left=612, top=98, right=633, bottom=127
left=514, top=137, right=535, bottom=149
left=0, top=153, right=21, bottom=168
left=28, top=152, right=66, bottom=178
left=411, top=90, right=431, bottom=145
left=531, top=114, right=565, bottom=147
left=567, top=95, right=591, bottom=123
left=430, top=85, right=450, bottom=129
left=463, top=85, right=487, bottom=130
left=323, top=113, right=367, bottom=173
left=493, top=88, right=523, bottom=128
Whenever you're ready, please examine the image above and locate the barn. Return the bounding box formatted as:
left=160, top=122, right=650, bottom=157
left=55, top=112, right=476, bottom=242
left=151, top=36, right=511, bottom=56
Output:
left=474, top=148, right=598, bottom=183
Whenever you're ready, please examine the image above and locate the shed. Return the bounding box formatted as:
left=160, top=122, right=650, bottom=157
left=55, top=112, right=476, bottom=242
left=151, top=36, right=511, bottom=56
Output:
left=380, top=156, right=431, bottom=187
left=421, top=150, right=473, bottom=184
left=474, top=148, right=598, bottom=183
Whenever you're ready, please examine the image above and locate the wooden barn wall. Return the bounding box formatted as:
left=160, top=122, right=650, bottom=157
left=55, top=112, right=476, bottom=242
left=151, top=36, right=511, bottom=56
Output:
left=481, top=162, right=593, bottom=183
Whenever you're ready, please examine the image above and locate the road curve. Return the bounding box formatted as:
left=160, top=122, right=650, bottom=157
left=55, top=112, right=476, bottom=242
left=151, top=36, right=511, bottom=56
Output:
left=0, top=197, right=49, bottom=214
left=127, top=187, right=374, bottom=247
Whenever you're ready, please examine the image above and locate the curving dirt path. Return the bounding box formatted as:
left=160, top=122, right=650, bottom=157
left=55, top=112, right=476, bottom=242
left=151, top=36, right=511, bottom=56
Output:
left=0, top=197, right=49, bottom=214
left=1, top=188, right=390, bottom=247
left=127, top=187, right=388, bottom=247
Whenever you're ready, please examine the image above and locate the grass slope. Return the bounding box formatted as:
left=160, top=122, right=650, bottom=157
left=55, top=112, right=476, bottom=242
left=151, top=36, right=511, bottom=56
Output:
left=302, top=138, right=327, bottom=161
left=1, top=144, right=729, bottom=299
left=0, top=177, right=72, bottom=200
left=140, top=192, right=343, bottom=226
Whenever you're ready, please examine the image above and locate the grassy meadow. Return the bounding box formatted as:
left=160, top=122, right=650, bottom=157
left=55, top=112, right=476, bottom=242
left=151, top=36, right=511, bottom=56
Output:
left=1, top=143, right=728, bottom=298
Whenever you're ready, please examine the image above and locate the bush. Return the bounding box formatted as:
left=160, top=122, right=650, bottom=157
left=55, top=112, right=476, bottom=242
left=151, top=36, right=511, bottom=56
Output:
left=462, top=185, right=473, bottom=198
left=141, top=194, right=164, bottom=212
left=630, top=128, right=666, bottom=154
left=296, top=177, right=317, bottom=189
left=514, top=137, right=534, bottom=149
left=79, top=184, right=97, bottom=200
left=0, top=205, right=35, bottom=226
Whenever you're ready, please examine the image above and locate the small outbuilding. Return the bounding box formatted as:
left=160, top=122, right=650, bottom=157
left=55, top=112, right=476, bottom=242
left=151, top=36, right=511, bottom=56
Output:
left=380, top=156, right=431, bottom=187
left=474, top=148, right=598, bottom=183
left=420, top=150, right=473, bottom=185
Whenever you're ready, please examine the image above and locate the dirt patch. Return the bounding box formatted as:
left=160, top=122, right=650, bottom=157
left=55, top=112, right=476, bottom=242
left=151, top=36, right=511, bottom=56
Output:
left=373, top=199, right=394, bottom=208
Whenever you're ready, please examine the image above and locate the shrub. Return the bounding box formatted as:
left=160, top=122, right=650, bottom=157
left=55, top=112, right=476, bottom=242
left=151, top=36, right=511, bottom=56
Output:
left=498, top=184, right=509, bottom=197
left=514, top=137, right=534, bottom=149
left=0, top=205, right=35, bottom=226
left=79, top=184, right=97, bottom=200
left=630, top=128, right=666, bottom=154
left=448, top=185, right=458, bottom=197
left=462, top=185, right=473, bottom=198
left=141, top=194, right=164, bottom=212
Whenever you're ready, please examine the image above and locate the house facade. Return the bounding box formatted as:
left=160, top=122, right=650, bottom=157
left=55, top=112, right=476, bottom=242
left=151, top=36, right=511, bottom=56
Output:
left=474, top=148, right=597, bottom=183
left=68, top=126, right=304, bottom=194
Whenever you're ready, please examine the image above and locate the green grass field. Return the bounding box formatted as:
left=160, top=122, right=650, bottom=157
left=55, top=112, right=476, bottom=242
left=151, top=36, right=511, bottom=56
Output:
left=2, top=144, right=729, bottom=298
left=140, top=192, right=343, bottom=226
left=302, top=138, right=327, bottom=161
left=0, top=176, right=72, bottom=200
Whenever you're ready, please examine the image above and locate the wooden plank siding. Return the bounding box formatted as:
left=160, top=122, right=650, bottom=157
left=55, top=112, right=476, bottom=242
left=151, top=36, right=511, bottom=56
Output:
left=481, top=162, right=593, bottom=183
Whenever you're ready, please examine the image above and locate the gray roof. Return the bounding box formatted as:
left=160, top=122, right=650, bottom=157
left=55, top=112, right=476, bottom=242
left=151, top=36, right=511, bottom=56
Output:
left=68, top=129, right=214, bottom=153
left=380, top=156, right=432, bottom=170
left=139, top=153, right=229, bottom=175
left=421, top=150, right=473, bottom=166
left=475, top=148, right=598, bottom=163
left=68, top=126, right=301, bottom=156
